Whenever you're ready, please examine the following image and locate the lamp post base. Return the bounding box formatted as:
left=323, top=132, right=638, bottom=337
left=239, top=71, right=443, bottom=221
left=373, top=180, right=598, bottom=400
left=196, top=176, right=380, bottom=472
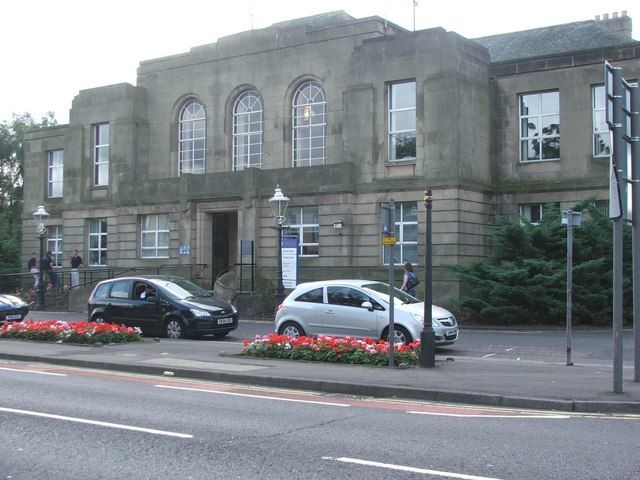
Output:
left=420, top=329, right=436, bottom=368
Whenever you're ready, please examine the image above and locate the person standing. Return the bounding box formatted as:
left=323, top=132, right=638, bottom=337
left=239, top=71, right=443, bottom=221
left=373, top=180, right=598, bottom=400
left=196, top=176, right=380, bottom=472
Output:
left=41, top=251, right=61, bottom=290
left=69, top=249, right=83, bottom=289
left=400, top=260, right=419, bottom=298
left=27, top=252, right=39, bottom=289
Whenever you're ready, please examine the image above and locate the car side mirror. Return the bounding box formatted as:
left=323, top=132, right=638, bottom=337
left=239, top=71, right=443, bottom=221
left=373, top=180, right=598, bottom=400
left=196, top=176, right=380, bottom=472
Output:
left=361, top=301, right=374, bottom=311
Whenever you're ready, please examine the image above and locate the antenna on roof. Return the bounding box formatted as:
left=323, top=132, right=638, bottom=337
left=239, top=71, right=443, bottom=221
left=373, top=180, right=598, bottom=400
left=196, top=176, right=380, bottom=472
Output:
left=249, top=0, right=254, bottom=30
left=413, top=0, right=419, bottom=32
left=384, top=0, right=388, bottom=28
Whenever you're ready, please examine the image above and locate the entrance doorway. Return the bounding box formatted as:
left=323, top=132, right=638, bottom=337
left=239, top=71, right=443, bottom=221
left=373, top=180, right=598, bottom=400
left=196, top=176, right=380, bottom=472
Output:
left=211, top=212, right=237, bottom=289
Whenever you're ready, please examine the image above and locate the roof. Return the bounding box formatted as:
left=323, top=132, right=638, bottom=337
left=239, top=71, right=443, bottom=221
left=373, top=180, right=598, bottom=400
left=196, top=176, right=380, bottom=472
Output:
left=473, top=19, right=638, bottom=63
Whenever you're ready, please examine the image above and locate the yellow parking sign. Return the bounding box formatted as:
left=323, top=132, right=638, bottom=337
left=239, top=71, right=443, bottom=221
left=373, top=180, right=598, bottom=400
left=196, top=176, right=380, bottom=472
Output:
left=381, top=235, right=397, bottom=245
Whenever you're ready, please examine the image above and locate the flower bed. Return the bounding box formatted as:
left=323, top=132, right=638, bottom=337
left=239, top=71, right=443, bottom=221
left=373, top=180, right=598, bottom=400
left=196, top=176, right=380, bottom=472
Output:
left=242, top=334, right=421, bottom=366
left=0, top=320, right=143, bottom=344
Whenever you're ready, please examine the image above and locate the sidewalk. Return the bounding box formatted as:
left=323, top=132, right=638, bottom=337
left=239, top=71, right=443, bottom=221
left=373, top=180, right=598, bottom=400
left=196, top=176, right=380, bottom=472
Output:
left=0, top=337, right=639, bottom=414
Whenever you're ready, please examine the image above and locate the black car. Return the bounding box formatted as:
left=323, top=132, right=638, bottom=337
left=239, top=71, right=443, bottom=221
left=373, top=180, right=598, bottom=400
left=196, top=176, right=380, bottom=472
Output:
left=0, top=294, right=29, bottom=324
left=87, top=275, right=238, bottom=339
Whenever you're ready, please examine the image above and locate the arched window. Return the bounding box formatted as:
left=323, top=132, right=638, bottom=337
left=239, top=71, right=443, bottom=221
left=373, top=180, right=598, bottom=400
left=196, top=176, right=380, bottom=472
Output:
left=233, top=91, right=263, bottom=170
left=179, top=99, right=206, bottom=174
left=292, top=81, right=326, bottom=167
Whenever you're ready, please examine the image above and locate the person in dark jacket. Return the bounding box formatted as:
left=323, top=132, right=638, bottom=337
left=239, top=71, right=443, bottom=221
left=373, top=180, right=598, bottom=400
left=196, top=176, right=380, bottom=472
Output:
left=27, top=252, right=39, bottom=289
left=41, top=251, right=61, bottom=289
left=400, top=261, right=419, bottom=297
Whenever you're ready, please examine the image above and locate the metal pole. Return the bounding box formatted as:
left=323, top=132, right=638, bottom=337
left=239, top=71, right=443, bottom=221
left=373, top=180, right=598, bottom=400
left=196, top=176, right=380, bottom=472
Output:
left=421, top=190, right=436, bottom=367
left=630, top=85, right=640, bottom=382
left=388, top=198, right=395, bottom=368
left=566, top=216, right=574, bottom=366
left=612, top=67, right=624, bottom=393
left=275, top=223, right=285, bottom=307
left=37, top=234, right=45, bottom=309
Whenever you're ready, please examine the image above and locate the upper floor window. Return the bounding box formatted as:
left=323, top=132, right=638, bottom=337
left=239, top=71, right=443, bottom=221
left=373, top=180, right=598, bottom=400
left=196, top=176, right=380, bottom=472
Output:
left=382, top=202, right=418, bottom=265
left=47, top=225, right=63, bottom=267
left=518, top=203, right=544, bottom=225
left=286, top=206, right=319, bottom=256
left=141, top=214, right=169, bottom=258
left=592, top=85, right=610, bottom=157
left=89, top=218, right=107, bottom=266
left=233, top=91, right=263, bottom=171
left=93, top=123, right=109, bottom=186
left=292, top=82, right=326, bottom=167
left=520, top=91, right=559, bottom=162
left=179, top=99, right=206, bottom=175
left=47, top=150, right=63, bottom=198
left=388, top=81, right=416, bottom=161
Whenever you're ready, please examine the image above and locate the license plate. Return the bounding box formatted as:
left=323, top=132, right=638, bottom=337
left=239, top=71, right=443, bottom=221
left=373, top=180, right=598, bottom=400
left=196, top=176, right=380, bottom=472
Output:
left=217, top=317, right=233, bottom=325
left=447, top=330, right=456, bottom=336
left=5, top=314, right=22, bottom=320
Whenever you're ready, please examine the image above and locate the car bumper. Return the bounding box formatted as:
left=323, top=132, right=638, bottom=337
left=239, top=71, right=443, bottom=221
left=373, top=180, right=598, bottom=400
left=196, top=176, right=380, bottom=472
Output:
left=0, top=306, right=29, bottom=323
left=189, top=314, right=239, bottom=334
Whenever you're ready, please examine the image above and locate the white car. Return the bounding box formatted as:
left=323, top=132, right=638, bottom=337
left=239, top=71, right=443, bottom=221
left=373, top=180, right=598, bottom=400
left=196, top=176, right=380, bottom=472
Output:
left=275, top=280, right=458, bottom=346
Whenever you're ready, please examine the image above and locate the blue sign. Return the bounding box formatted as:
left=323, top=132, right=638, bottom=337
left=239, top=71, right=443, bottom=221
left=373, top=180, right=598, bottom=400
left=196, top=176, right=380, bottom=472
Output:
left=179, top=245, right=191, bottom=256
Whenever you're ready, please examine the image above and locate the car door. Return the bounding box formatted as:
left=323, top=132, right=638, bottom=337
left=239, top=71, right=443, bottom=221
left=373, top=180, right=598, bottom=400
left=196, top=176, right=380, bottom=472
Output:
left=130, top=284, right=166, bottom=335
left=323, top=286, right=381, bottom=338
left=107, top=280, right=136, bottom=326
left=288, top=287, right=325, bottom=335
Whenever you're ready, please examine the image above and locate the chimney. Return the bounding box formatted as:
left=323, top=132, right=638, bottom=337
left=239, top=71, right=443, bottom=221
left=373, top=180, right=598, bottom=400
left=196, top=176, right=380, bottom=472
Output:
left=595, top=11, right=633, bottom=38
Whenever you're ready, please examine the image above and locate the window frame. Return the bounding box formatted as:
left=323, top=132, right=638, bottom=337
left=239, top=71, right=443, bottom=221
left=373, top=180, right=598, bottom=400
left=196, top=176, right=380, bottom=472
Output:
left=286, top=206, right=319, bottom=257
left=88, top=218, right=108, bottom=267
left=47, top=225, right=63, bottom=267
left=292, top=81, right=326, bottom=167
left=388, top=80, right=417, bottom=162
left=179, top=99, right=206, bottom=175
left=519, top=90, right=560, bottom=163
left=382, top=202, right=418, bottom=266
left=518, top=203, right=545, bottom=226
left=93, top=123, right=110, bottom=186
left=47, top=149, right=64, bottom=198
left=592, top=85, right=610, bottom=158
left=140, top=214, right=170, bottom=259
left=233, top=91, right=263, bottom=171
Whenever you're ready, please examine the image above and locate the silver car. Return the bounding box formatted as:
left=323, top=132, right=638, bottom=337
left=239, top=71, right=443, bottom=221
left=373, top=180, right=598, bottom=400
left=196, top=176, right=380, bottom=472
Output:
left=275, top=280, right=458, bottom=346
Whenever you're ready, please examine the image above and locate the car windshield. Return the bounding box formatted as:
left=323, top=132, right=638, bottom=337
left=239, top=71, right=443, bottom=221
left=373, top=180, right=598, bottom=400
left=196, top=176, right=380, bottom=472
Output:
left=155, top=279, right=211, bottom=300
left=362, top=282, right=420, bottom=305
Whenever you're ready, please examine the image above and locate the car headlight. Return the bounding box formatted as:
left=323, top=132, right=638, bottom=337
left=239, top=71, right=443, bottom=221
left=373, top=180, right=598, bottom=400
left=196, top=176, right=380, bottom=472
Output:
left=231, top=305, right=237, bottom=313
left=190, top=308, right=211, bottom=317
left=410, top=312, right=424, bottom=324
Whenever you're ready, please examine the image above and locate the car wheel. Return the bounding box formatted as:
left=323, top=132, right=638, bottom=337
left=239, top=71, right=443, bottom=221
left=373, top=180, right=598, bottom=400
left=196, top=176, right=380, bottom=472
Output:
left=383, top=325, right=413, bottom=345
left=91, top=314, right=106, bottom=324
left=165, top=318, right=187, bottom=339
left=278, top=321, right=306, bottom=337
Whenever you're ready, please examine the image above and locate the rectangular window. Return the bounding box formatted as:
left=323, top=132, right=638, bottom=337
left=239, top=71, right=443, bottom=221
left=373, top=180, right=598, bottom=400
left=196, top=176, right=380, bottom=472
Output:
left=593, top=85, right=610, bottom=157
left=141, top=214, right=170, bottom=258
left=47, top=150, right=63, bottom=198
left=593, top=199, right=609, bottom=215
left=88, top=218, right=107, bottom=266
left=519, top=91, right=560, bottom=162
left=47, top=225, right=63, bottom=267
left=286, top=206, right=319, bottom=256
left=388, top=81, right=416, bottom=161
left=93, top=123, right=109, bottom=186
left=383, top=202, right=418, bottom=265
left=518, top=204, right=544, bottom=225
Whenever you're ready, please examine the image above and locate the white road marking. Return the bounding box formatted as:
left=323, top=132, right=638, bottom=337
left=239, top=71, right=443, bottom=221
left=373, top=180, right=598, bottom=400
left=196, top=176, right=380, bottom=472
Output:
left=323, top=456, right=503, bottom=480
left=504, top=348, right=514, bottom=352
left=408, top=411, right=570, bottom=419
left=155, top=384, right=350, bottom=407
left=0, top=367, right=67, bottom=377
left=482, top=353, right=496, bottom=358
left=0, top=407, right=192, bottom=439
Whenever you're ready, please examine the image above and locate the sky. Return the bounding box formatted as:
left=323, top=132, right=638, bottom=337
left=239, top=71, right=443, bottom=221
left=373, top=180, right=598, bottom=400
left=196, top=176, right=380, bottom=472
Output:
left=1, top=0, right=636, bottom=124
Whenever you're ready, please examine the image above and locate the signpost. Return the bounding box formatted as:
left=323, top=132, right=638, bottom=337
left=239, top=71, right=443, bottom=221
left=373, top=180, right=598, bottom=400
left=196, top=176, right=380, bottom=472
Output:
left=605, top=61, right=640, bottom=390
left=281, top=235, right=299, bottom=289
left=381, top=199, right=396, bottom=368
left=562, top=210, right=582, bottom=367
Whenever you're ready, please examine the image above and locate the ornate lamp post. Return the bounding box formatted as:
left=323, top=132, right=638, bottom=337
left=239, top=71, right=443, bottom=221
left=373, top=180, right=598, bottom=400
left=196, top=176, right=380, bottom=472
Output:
left=269, top=185, right=289, bottom=307
left=32, top=205, right=50, bottom=309
left=420, top=190, right=436, bottom=368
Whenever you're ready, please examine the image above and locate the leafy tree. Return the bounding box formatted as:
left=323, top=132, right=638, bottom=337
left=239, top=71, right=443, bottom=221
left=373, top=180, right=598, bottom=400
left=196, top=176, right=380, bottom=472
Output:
left=448, top=200, right=632, bottom=326
left=0, top=113, right=56, bottom=286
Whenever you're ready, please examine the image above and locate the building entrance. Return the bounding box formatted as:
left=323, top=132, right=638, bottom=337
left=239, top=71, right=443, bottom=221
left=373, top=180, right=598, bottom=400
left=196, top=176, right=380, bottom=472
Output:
left=210, top=212, right=238, bottom=289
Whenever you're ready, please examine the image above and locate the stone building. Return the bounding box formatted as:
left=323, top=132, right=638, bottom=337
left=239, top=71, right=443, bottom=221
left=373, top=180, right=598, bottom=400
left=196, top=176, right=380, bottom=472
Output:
left=22, top=11, right=640, bottom=302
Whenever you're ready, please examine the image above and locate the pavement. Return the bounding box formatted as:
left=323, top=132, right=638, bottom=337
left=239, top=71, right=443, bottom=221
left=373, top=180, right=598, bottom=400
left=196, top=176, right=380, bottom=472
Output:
left=1, top=331, right=640, bottom=415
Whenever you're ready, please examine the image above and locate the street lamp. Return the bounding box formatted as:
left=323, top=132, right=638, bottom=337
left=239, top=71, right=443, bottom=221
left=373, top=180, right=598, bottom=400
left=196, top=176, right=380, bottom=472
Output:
left=269, top=185, right=289, bottom=307
left=32, top=205, right=50, bottom=309
left=420, top=190, right=436, bottom=368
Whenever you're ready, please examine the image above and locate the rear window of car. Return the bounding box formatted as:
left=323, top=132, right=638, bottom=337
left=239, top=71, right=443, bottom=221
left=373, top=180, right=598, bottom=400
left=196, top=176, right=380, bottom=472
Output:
left=110, top=280, right=132, bottom=299
left=295, top=287, right=324, bottom=303
left=93, top=283, right=111, bottom=299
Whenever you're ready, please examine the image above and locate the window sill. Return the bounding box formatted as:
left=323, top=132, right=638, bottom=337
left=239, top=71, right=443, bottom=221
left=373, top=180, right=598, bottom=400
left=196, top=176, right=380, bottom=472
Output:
left=385, top=159, right=417, bottom=167
left=518, top=158, right=560, bottom=165
left=92, top=185, right=109, bottom=190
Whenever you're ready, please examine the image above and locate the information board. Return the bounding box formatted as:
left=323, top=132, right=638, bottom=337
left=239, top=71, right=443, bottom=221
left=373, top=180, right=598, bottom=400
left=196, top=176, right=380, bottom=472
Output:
left=281, top=235, right=299, bottom=289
